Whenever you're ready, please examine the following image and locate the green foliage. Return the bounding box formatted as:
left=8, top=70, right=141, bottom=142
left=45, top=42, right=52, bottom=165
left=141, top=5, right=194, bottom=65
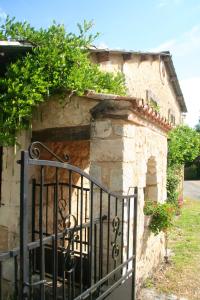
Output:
left=144, top=201, right=176, bottom=235
left=167, top=166, right=180, bottom=205
left=167, top=125, right=200, bottom=206
left=168, top=125, right=200, bottom=167
left=0, top=17, right=126, bottom=146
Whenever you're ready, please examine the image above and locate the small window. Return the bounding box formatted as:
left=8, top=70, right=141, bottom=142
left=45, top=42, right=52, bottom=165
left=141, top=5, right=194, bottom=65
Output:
left=146, top=90, right=160, bottom=112
left=168, top=109, right=176, bottom=125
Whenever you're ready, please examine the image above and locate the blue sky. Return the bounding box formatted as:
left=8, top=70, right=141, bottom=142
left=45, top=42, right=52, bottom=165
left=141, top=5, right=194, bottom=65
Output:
left=0, top=0, right=200, bottom=126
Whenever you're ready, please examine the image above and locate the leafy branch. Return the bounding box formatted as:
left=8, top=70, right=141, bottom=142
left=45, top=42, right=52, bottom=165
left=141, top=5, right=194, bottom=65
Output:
left=0, top=17, right=126, bottom=146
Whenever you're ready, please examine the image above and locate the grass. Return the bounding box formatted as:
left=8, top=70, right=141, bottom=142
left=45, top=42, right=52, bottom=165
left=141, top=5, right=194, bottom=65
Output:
left=148, top=198, right=200, bottom=299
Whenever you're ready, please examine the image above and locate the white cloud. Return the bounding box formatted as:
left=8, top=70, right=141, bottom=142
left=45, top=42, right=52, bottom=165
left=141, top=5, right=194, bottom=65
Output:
left=157, top=0, right=183, bottom=8
left=151, top=26, right=200, bottom=128
left=0, top=8, right=7, bottom=21
left=151, top=25, right=200, bottom=57
left=180, top=77, right=200, bottom=128
left=96, top=42, right=109, bottom=49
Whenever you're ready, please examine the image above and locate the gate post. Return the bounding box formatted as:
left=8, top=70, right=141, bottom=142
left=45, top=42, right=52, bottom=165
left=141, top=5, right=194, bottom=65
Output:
left=19, top=151, right=29, bottom=299
left=132, top=187, right=138, bottom=300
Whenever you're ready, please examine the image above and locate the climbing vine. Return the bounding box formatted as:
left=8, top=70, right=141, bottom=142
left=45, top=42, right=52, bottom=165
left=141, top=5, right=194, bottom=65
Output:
left=0, top=17, right=126, bottom=146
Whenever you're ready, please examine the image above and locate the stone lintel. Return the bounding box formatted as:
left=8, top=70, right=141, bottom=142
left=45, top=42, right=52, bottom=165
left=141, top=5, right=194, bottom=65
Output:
left=32, top=125, right=90, bottom=142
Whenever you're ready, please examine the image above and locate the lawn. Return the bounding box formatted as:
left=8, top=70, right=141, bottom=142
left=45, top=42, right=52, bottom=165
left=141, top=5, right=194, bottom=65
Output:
left=147, top=198, right=200, bottom=299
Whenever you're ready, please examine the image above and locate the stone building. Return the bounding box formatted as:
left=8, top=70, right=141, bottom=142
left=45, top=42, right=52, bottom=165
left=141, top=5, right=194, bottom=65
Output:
left=0, top=44, right=187, bottom=289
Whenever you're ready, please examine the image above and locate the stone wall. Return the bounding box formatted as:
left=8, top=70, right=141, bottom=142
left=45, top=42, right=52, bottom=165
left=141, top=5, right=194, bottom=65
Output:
left=91, top=53, right=182, bottom=125
left=32, top=95, right=98, bottom=131
left=0, top=94, right=168, bottom=289
left=90, top=117, right=168, bottom=286
left=0, top=131, right=31, bottom=251
left=0, top=95, right=96, bottom=251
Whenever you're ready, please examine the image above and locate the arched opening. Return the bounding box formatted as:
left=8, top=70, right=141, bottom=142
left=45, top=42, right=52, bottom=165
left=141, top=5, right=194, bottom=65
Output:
left=141, top=156, right=159, bottom=257
left=144, top=156, right=158, bottom=202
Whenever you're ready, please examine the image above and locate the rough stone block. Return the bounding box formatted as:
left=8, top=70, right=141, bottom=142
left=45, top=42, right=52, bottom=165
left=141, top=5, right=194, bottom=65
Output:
left=110, top=164, right=123, bottom=192
left=90, top=139, right=123, bottom=162
left=123, top=138, right=135, bottom=162
left=89, top=164, right=102, bottom=182
left=113, top=124, right=124, bottom=137
left=0, top=225, right=8, bottom=251
left=0, top=206, right=20, bottom=233
left=122, top=162, right=137, bottom=192
left=91, top=120, right=112, bottom=138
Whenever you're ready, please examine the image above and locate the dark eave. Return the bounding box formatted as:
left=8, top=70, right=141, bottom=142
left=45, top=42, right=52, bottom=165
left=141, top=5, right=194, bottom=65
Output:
left=0, top=41, right=32, bottom=76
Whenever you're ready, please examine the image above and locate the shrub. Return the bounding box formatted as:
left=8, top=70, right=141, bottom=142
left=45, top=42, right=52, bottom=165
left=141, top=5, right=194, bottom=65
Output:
left=0, top=17, right=126, bottom=146
left=168, top=125, right=200, bottom=167
left=167, top=125, right=200, bottom=206
left=166, top=166, right=180, bottom=205
left=144, top=201, right=176, bottom=235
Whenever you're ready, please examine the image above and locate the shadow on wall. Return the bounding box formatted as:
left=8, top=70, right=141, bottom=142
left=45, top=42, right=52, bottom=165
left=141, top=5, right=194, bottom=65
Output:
left=140, top=156, right=158, bottom=258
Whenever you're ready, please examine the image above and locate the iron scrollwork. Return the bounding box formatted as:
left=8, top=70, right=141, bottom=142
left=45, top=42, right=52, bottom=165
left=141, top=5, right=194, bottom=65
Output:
left=111, top=216, right=121, bottom=260
left=62, top=214, right=79, bottom=274
left=28, top=141, right=70, bottom=162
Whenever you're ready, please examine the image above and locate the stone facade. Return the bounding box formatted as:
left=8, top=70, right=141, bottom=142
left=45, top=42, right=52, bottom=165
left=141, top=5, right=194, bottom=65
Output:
left=90, top=51, right=186, bottom=125
left=0, top=131, right=31, bottom=251
left=0, top=49, right=186, bottom=291
left=90, top=114, right=168, bottom=285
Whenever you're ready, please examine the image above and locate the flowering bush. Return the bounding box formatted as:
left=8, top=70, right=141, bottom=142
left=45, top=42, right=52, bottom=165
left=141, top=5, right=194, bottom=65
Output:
left=144, top=201, right=176, bottom=235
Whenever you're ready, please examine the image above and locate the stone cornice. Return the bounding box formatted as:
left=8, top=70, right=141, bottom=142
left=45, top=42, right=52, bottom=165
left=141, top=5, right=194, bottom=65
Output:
left=85, top=91, right=172, bottom=132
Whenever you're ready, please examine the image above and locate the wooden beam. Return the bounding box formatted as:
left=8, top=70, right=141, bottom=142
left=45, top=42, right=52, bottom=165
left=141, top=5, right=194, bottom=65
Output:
left=32, top=125, right=90, bottom=142
left=96, top=51, right=110, bottom=63
left=122, top=53, right=132, bottom=61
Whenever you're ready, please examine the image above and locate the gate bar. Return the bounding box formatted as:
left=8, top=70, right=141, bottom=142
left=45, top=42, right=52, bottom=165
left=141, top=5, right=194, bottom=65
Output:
left=19, top=151, right=30, bottom=300
left=132, top=187, right=138, bottom=300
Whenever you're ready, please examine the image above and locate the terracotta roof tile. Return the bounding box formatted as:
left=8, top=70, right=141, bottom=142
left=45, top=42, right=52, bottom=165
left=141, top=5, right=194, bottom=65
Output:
left=84, top=91, right=172, bottom=131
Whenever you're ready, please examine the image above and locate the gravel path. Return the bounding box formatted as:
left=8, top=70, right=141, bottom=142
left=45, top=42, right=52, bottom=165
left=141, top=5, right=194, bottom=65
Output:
left=183, top=180, right=200, bottom=200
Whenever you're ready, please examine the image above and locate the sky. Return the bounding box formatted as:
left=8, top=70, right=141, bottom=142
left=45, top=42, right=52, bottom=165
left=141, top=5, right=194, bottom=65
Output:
left=0, top=0, right=200, bottom=127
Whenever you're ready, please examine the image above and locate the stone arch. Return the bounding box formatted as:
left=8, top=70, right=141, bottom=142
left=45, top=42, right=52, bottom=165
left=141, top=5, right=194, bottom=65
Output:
left=144, top=156, right=158, bottom=202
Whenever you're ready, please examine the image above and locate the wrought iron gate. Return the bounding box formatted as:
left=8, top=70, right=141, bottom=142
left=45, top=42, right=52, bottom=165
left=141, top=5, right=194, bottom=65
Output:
left=0, top=142, right=138, bottom=300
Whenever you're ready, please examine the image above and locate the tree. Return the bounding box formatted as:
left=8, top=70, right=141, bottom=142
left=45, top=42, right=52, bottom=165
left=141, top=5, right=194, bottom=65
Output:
left=167, top=125, right=200, bottom=204
left=168, top=125, right=200, bottom=167
left=0, top=17, right=126, bottom=146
